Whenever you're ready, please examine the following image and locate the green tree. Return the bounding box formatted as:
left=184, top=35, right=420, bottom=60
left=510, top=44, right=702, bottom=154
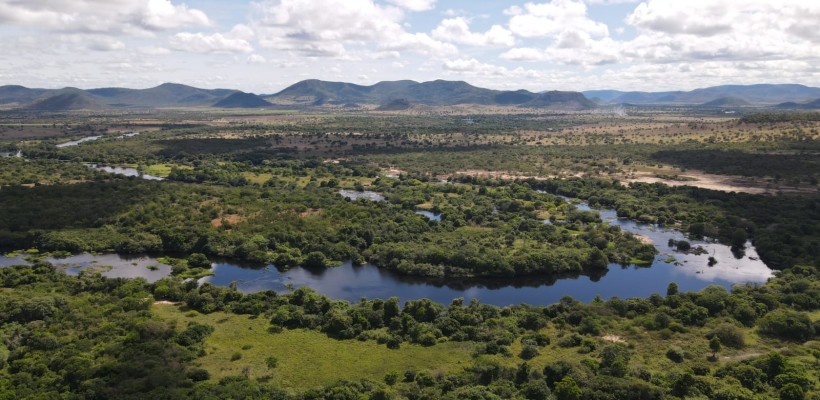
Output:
left=554, top=376, right=581, bottom=400
left=779, top=383, right=804, bottom=400
left=709, top=336, right=722, bottom=360
left=666, top=282, right=679, bottom=296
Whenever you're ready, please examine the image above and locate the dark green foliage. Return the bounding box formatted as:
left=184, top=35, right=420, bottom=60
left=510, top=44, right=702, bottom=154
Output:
left=519, top=345, right=539, bottom=360
left=554, top=376, right=581, bottom=400
left=187, top=253, right=211, bottom=268
left=780, top=383, right=805, bottom=400
left=599, top=344, right=631, bottom=377
left=666, top=346, right=685, bottom=363
left=708, top=324, right=746, bottom=348
left=758, top=309, right=815, bottom=341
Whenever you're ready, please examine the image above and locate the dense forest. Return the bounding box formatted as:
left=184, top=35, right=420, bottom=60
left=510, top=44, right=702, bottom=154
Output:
left=0, top=108, right=818, bottom=399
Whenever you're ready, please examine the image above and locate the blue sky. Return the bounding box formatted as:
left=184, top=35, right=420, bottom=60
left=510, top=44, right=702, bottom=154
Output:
left=0, top=0, right=817, bottom=93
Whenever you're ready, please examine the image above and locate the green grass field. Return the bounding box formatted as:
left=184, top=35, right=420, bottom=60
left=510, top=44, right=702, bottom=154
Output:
left=153, top=303, right=474, bottom=390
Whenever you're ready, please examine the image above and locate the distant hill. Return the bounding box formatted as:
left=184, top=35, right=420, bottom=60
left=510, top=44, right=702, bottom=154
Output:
left=25, top=91, right=103, bottom=111
left=6, top=80, right=816, bottom=111
left=4, top=83, right=236, bottom=110
left=584, top=84, right=820, bottom=105
left=213, top=91, right=271, bottom=108
left=0, top=85, right=49, bottom=105
left=267, top=79, right=594, bottom=109
left=87, top=83, right=234, bottom=107
left=701, top=96, right=751, bottom=107
left=776, top=98, right=820, bottom=110
left=527, top=91, right=597, bottom=110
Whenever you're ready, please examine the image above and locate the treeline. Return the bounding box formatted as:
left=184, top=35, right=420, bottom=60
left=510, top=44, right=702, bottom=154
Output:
left=1, top=260, right=817, bottom=399
left=508, top=177, right=819, bottom=271
left=0, top=173, right=655, bottom=279
left=740, top=112, right=820, bottom=123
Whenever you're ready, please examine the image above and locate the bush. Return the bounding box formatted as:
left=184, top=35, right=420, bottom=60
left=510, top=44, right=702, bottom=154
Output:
left=187, top=368, right=210, bottom=382
left=230, top=352, right=242, bottom=361
left=666, top=346, right=685, bottom=363
left=187, top=253, right=211, bottom=268
left=779, top=383, right=805, bottom=400
left=758, top=310, right=815, bottom=342
left=708, top=324, right=746, bottom=349
left=520, top=344, right=540, bottom=360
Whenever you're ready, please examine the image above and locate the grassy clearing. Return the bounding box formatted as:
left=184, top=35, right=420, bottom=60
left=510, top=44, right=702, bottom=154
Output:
left=153, top=303, right=474, bottom=390
left=142, top=163, right=188, bottom=177
left=242, top=172, right=273, bottom=185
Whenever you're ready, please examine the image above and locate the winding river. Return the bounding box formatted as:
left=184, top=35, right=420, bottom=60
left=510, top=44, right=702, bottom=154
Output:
left=0, top=197, right=772, bottom=306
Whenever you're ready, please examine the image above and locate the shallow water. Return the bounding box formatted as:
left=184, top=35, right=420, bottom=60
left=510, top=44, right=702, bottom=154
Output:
left=338, top=190, right=385, bottom=202
left=85, top=164, right=164, bottom=181
left=56, top=135, right=102, bottom=147
left=415, top=210, right=442, bottom=221
left=1, top=198, right=773, bottom=306
left=1, top=253, right=172, bottom=283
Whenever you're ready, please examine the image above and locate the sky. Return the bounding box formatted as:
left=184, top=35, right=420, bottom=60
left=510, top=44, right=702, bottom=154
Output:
left=0, top=0, right=818, bottom=93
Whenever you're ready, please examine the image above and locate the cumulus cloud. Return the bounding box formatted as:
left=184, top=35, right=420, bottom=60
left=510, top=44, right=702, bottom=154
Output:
left=443, top=58, right=540, bottom=79
left=387, top=0, right=436, bottom=12
left=432, top=17, right=514, bottom=47
left=251, top=0, right=455, bottom=57
left=246, top=54, right=267, bottom=64
left=60, top=35, right=126, bottom=52
left=169, top=32, right=253, bottom=54
left=623, top=1, right=820, bottom=63
left=627, top=0, right=733, bottom=36
left=508, top=0, right=608, bottom=38
left=0, top=0, right=210, bottom=35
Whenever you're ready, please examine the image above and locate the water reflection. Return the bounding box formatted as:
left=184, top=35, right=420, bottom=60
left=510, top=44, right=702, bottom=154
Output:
left=1, top=253, right=171, bottom=282
left=85, top=164, right=164, bottom=180
left=575, top=202, right=773, bottom=283
left=0, top=150, right=22, bottom=158
left=56, top=135, right=102, bottom=148
left=415, top=210, right=441, bottom=221
left=0, top=197, right=774, bottom=306
left=338, top=190, right=385, bottom=202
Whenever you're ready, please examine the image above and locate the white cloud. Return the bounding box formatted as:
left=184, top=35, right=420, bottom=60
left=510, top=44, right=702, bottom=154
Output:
left=508, top=0, right=608, bottom=38
left=432, top=17, right=514, bottom=47
left=251, top=0, right=455, bottom=58
left=169, top=32, right=253, bottom=53
left=0, top=0, right=210, bottom=35
left=246, top=54, right=267, bottom=64
left=623, top=1, right=820, bottom=63
left=387, top=0, right=436, bottom=12
left=627, top=0, right=733, bottom=36
left=60, top=35, right=126, bottom=51
left=442, top=58, right=540, bottom=79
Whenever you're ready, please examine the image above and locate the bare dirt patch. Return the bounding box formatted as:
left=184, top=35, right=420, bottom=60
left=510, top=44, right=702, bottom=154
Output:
left=602, top=335, right=626, bottom=344
left=622, top=170, right=817, bottom=194
left=211, top=214, right=244, bottom=227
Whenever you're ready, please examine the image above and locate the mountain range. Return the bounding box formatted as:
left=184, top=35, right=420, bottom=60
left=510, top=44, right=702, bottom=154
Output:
left=0, top=80, right=818, bottom=111
left=266, top=79, right=596, bottom=110
left=583, top=84, right=820, bottom=106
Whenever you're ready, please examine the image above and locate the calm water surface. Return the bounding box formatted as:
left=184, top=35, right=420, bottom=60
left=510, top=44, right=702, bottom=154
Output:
left=56, top=135, right=102, bottom=147
left=85, top=164, right=164, bottom=180
left=1, top=200, right=773, bottom=306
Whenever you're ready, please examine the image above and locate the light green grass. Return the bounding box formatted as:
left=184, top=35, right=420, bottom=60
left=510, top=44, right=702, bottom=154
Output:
left=242, top=172, right=274, bottom=185
left=153, top=304, right=473, bottom=390
left=143, top=163, right=188, bottom=177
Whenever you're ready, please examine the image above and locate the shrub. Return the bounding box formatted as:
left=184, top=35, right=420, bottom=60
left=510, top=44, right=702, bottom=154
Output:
left=520, top=344, right=540, bottom=360
left=187, top=368, right=210, bottom=382
left=708, top=324, right=746, bottom=349
left=758, top=310, right=815, bottom=341
left=666, top=346, right=685, bottom=363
